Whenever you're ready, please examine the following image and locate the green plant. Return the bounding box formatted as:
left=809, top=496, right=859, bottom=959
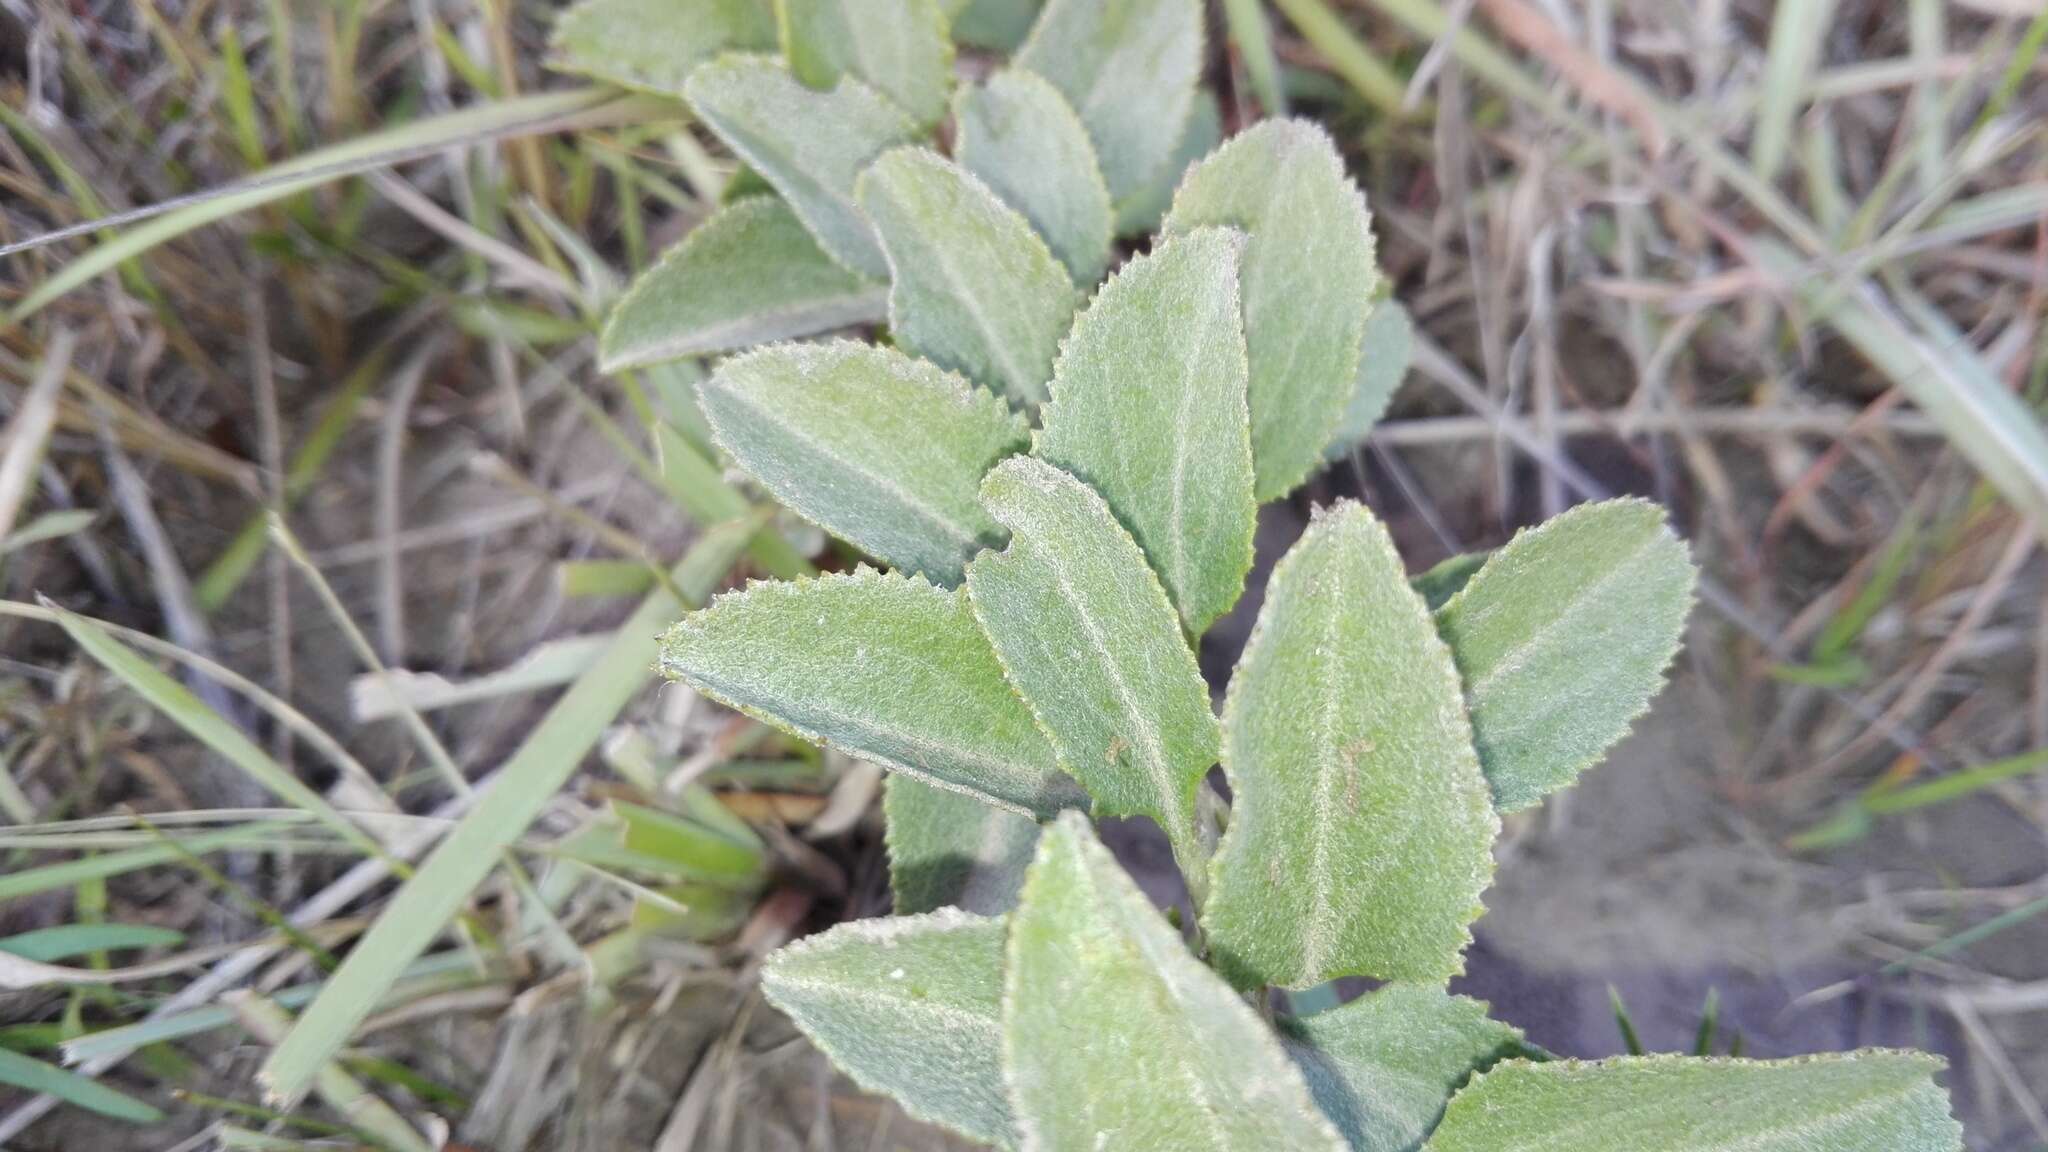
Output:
left=548, top=0, right=1974, bottom=1147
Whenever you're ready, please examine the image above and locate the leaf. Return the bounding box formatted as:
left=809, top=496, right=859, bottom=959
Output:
left=1035, top=227, right=1256, bottom=635
left=1015, top=0, right=1205, bottom=209
left=952, top=70, right=1114, bottom=287
left=1204, top=502, right=1497, bottom=989
left=965, top=457, right=1219, bottom=881
left=1410, top=552, right=1487, bottom=613
left=1282, top=985, right=1522, bottom=1152
left=0, top=1048, right=163, bottom=1125
left=886, top=774, right=1040, bottom=915
left=0, top=923, right=186, bottom=963
left=1117, top=86, right=1221, bottom=235
left=699, top=341, right=1027, bottom=584
left=1422, top=1052, right=1963, bottom=1152
left=762, top=910, right=1016, bottom=1148
left=684, top=55, right=920, bottom=279
left=948, top=0, right=1042, bottom=50
left=856, top=147, right=1079, bottom=406
left=778, top=0, right=955, bottom=125
left=1434, top=499, right=1695, bottom=812
left=660, top=568, right=1083, bottom=816
left=1165, top=120, right=1379, bottom=501
left=1325, top=299, right=1415, bottom=460
left=598, top=198, right=885, bottom=370
left=1004, top=813, right=1349, bottom=1152
left=549, top=0, right=774, bottom=94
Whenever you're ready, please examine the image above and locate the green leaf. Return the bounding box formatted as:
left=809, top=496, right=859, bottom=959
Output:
left=1015, top=0, right=1204, bottom=209
left=700, top=342, right=1026, bottom=584
left=0, top=1048, right=163, bottom=1125
left=1117, top=87, right=1221, bottom=235
left=952, top=70, right=1114, bottom=287
left=1205, top=502, right=1497, bottom=989
left=778, top=0, right=954, bottom=125
left=856, top=147, right=1078, bottom=406
left=549, top=0, right=775, bottom=94
left=660, top=569, right=1082, bottom=816
left=1410, top=552, right=1487, bottom=613
left=1004, top=813, right=1348, bottom=1152
left=1165, top=120, right=1379, bottom=501
left=598, top=198, right=885, bottom=370
left=886, top=774, right=1040, bottom=915
left=965, top=457, right=1219, bottom=882
left=1035, top=227, right=1255, bottom=635
left=948, top=0, right=1041, bottom=50
left=684, top=55, right=920, bottom=279
left=0, top=924, right=185, bottom=963
left=762, top=910, right=1016, bottom=1148
left=1435, top=499, right=1696, bottom=812
left=1282, top=985, right=1522, bottom=1152
left=1423, top=1052, right=1963, bottom=1152
left=1325, top=300, right=1414, bottom=460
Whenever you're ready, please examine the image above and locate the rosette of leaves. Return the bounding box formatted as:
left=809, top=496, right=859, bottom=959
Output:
left=561, top=1, right=1963, bottom=1147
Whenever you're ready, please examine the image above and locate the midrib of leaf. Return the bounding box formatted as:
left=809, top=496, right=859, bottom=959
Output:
left=625, top=288, right=886, bottom=365
left=1239, top=139, right=1317, bottom=392
left=1507, top=1070, right=1813, bottom=1152
left=717, top=384, right=983, bottom=549
left=1164, top=321, right=1206, bottom=617
left=924, top=203, right=1043, bottom=400
left=1303, top=556, right=1343, bottom=978
left=1031, top=529, right=1186, bottom=849
left=1180, top=1064, right=1234, bottom=1152
left=767, top=973, right=1001, bottom=1037
left=1456, top=528, right=1659, bottom=703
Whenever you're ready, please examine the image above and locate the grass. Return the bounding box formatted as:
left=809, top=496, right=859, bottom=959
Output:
left=3, top=0, right=2047, bottom=1147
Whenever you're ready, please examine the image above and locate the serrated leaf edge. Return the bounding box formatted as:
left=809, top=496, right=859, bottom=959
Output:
left=949, top=69, right=1117, bottom=288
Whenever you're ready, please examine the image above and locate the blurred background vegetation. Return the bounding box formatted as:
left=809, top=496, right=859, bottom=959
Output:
left=1, top=0, right=2046, bottom=1148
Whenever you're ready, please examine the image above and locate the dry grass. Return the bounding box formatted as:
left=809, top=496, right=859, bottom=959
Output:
left=1, top=0, right=2045, bottom=1148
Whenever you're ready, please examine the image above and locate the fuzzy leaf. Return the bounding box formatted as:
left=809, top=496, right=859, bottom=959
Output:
left=1325, top=300, right=1415, bottom=459
left=1283, top=985, right=1522, bottom=1152
left=886, top=774, right=1039, bottom=916
left=948, top=0, right=1041, bottom=50
left=1035, top=228, right=1255, bottom=635
left=1205, top=502, right=1497, bottom=989
left=1014, top=0, right=1204, bottom=209
left=763, top=910, right=1016, bottom=1148
left=1435, top=499, right=1696, bottom=812
left=1423, top=1052, right=1962, bottom=1152
left=1165, top=120, right=1378, bottom=501
left=965, top=457, right=1219, bottom=879
left=659, top=569, right=1082, bottom=816
left=953, top=70, right=1114, bottom=287
left=1410, top=552, right=1486, bottom=613
left=549, top=0, right=774, bottom=94
left=684, top=55, right=919, bottom=279
left=598, top=198, right=884, bottom=370
left=857, top=148, right=1078, bottom=406
left=1005, top=813, right=1348, bottom=1152
left=1117, top=87, right=1220, bottom=235
left=779, top=0, right=954, bottom=125
left=699, top=341, right=1026, bottom=584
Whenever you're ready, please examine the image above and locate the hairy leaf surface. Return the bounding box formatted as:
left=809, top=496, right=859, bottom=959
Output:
left=953, top=71, right=1114, bottom=286
left=660, top=570, right=1081, bottom=816
left=949, top=0, right=1042, bottom=50
left=1014, top=0, right=1203, bottom=209
left=857, top=148, right=1078, bottom=406
left=778, top=0, right=954, bottom=125
left=685, top=56, right=919, bottom=278
left=1435, top=499, right=1695, bottom=812
left=763, top=910, right=1016, bottom=1148
left=1165, top=120, right=1378, bottom=500
left=1035, top=228, right=1255, bottom=635
left=886, top=774, right=1039, bottom=915
left=549, top=0, right=773, bottom=94
left=1283, top=985, right=1522, bottom=1152
left=598, top=198, right=884, bottom=370
left=1205, top=502, right=1496, bottom=988
left=700, top=342, right=1025, bottom=584
left=1423, top=1052, right=1963, bottom=1152
left=1117, top=87, right=1221, bottom=235
left=1410, top=552, right=1486, bottom=613
left=965, top=457, right=1218, bottom=878
left=1004, top=813, right=1348, bottom=1152
left=1326, top=299, right=1414, bottom=459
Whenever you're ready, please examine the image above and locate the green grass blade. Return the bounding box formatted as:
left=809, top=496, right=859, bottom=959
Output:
left=0, top=823, right=305, bottom=902
left=0, top=924, right=184, bottom=963
left=1751, top=0, right=1836, bottom=182
left=255, top=519, right=755, bottom=1107
left=0, top=1049, right=163, bottom=1125
left=1221, top=0, right=1287, bottom=114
